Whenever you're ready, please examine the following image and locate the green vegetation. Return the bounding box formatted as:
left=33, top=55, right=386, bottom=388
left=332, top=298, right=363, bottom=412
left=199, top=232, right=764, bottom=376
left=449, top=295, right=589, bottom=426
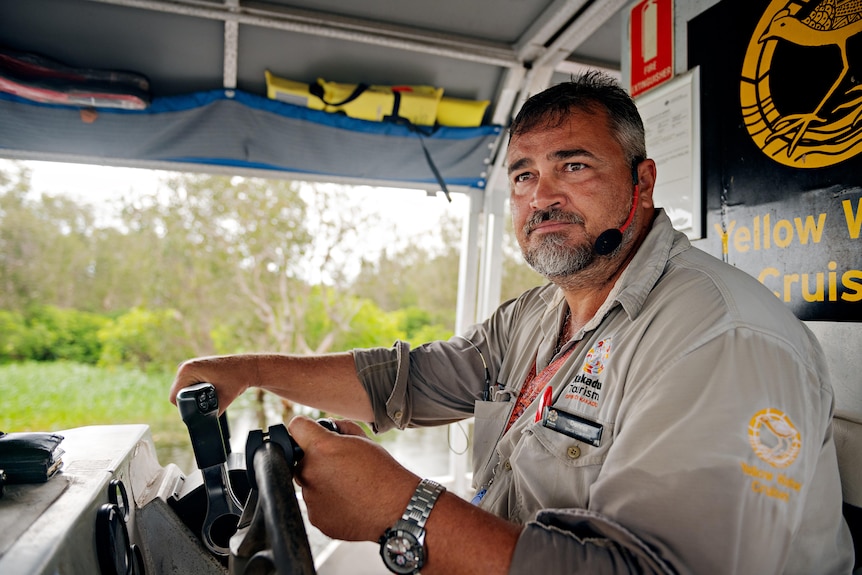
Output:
left=0, top=306, right=108, bottom=364
left=0, top=361, right=189, bottom=465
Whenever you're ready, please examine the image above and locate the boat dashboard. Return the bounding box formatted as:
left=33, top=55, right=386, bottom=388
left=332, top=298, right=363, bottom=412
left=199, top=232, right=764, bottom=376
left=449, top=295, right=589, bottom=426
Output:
left=0, top=383, right=321, bottom=575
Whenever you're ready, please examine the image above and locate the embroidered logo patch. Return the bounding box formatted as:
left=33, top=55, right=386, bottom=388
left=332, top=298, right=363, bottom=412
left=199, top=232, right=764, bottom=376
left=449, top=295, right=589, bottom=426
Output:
left=747, top=408, right=801, bottom=469
left=582, top=338, right=612, bottom=375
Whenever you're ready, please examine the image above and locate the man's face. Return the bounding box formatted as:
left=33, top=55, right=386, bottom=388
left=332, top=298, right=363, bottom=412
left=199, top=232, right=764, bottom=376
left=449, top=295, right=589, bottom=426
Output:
left=506, top=107, right=635, bottom=279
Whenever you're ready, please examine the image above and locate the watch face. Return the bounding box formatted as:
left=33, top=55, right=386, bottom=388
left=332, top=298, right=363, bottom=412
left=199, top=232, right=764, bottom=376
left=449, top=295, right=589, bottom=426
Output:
left=381, top=529, right=424, bottom=574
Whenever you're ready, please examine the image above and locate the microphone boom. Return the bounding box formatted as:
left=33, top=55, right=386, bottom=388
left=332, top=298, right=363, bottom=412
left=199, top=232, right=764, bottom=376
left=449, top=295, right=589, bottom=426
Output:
left=593, top=183, right=639, bottom=256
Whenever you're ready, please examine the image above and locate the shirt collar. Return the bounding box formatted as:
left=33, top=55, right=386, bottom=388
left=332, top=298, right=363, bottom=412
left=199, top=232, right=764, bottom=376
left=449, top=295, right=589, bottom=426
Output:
left=614, top=208, right=690, bottom=320
left=538, top=208, right=690, bottom=328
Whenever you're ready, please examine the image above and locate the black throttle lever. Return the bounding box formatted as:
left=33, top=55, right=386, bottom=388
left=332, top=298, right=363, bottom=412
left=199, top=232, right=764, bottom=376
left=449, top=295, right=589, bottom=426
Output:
left=176, top=382, right=243, bottom=557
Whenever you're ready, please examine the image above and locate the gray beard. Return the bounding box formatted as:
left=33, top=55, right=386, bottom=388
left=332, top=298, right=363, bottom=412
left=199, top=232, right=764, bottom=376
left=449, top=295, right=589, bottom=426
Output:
left=521, top=207, right=595, bottom=278
left=522, top=233, right=595, bottom=278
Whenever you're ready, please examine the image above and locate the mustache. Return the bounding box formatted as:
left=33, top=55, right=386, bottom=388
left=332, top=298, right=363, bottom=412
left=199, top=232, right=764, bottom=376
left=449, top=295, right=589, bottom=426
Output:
left=524, top=208, right=584, bottom=235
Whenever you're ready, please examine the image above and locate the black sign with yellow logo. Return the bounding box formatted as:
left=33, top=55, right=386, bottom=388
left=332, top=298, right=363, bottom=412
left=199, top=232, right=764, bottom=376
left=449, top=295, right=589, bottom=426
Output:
left=689, top=0, right=862, bottom=321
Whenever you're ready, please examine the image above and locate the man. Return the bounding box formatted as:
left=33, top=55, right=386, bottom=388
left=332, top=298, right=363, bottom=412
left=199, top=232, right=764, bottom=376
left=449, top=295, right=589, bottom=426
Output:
left=170, top=72, right=854, bottom=573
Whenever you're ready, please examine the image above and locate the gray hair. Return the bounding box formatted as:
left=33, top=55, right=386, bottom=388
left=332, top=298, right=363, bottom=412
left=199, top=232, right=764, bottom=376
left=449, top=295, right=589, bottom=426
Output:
left=509, top=71, right=647, bottom=168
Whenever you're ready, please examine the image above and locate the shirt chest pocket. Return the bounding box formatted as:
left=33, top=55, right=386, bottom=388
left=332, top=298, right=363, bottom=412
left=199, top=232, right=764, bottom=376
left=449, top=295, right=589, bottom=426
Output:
left=472, top=399, right=512, bottom=486
left=506, top=419, right=614, bottom=521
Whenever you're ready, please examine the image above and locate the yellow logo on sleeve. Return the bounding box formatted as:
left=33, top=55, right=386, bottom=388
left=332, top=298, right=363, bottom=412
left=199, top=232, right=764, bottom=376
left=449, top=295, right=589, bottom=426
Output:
left=747, top=408, right=802, bottom=468
left=741, top=408, right=804, bottom=503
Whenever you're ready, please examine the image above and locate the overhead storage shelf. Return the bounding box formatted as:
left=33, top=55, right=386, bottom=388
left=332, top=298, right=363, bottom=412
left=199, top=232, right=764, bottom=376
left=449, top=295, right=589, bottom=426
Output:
left=0, top=89, right=502, bottom=189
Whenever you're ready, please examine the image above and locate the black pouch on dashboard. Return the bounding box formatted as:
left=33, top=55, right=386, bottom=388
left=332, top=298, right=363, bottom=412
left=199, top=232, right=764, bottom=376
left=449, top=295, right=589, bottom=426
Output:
left=0, top=431, right=65, bottom=484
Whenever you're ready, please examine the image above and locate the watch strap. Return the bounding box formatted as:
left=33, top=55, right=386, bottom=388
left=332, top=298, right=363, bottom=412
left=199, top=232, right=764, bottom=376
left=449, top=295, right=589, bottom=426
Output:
left=399, top=478, right=445, bottom=531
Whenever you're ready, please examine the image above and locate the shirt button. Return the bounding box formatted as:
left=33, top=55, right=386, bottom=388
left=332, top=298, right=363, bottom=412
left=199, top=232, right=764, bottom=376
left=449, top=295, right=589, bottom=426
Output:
left=393, top=410, right=403, bottom=421
left=503, top=460, right=512, bottom=471
left=567, top=445, right=581, bottom=459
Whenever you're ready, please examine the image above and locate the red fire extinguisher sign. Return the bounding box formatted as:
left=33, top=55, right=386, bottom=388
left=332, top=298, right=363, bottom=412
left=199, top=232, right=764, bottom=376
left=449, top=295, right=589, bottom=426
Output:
left=629, top=0, right=674, bottom=98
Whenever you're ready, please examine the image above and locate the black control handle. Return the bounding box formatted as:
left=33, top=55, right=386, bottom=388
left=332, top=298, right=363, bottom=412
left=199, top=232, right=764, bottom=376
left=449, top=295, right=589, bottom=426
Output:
left=176, top=382, right=243, bottom=557
left=177, top=382, right=227, bottom=470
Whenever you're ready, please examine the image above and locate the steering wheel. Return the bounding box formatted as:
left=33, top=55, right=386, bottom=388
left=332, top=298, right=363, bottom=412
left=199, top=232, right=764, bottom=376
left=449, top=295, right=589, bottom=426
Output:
left=229, top=425, right=317, bottom=575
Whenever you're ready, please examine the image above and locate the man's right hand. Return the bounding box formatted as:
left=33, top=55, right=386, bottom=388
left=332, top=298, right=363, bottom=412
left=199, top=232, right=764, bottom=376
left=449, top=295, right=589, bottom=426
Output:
left=169, top=354, right=256, bottom=414
left=168, top=351, right=374, bottom=423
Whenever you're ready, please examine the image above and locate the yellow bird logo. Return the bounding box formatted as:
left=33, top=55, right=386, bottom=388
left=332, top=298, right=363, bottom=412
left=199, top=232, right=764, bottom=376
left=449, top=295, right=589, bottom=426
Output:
left=740, top=0, right=862, bottom=168
left=748, top=408, right=802, bottom=468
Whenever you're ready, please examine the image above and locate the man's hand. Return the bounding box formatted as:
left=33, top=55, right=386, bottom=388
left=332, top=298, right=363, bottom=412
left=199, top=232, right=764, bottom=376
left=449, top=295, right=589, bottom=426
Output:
left=288, top=416, right=420, bottom=542
left=169, top=355, right=256, bottom=413
left=169, top=352, right=374, bottom=422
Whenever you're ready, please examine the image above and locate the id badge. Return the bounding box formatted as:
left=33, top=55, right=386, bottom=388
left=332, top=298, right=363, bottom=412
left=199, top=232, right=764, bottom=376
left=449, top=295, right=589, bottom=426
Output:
left=540, top=407, right=603, bottom=446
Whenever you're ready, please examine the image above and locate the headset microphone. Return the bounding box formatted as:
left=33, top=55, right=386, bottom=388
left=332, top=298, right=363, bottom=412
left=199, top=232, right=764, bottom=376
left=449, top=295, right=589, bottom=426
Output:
left=594, top=166, right=640, bottom=256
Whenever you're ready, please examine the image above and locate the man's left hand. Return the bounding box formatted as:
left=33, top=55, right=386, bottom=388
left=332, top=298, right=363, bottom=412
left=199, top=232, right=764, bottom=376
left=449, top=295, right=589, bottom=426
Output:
left=287, top=416, right=420, bottom=542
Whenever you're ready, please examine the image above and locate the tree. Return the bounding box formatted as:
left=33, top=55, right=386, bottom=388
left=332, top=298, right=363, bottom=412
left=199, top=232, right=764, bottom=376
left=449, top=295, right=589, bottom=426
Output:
left=351, top=205, right=546, bottom=332
left=0, top=162, right=100, bottom=311
left=115, top=174, right=381, bottom=356
left=351, top=211, right=461, bottom=330
left=98, top=307, right=196, bottom=372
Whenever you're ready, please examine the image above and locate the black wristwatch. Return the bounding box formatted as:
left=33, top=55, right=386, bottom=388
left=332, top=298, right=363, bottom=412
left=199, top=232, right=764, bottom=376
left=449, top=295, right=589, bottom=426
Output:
left=379, top=478, right=446, bottom=574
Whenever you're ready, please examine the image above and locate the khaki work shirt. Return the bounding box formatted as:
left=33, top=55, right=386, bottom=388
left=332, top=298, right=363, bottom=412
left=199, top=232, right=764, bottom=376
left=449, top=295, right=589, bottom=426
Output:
left=354, top=210, right=854, bottom=574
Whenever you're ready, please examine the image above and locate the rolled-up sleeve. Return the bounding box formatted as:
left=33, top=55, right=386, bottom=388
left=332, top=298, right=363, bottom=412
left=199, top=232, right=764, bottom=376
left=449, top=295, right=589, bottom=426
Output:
left=352, top=297, right=522, bottom=433
left=353, top=340, right=411, bottom=432
left=353, top=333, right=496, bottom=433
